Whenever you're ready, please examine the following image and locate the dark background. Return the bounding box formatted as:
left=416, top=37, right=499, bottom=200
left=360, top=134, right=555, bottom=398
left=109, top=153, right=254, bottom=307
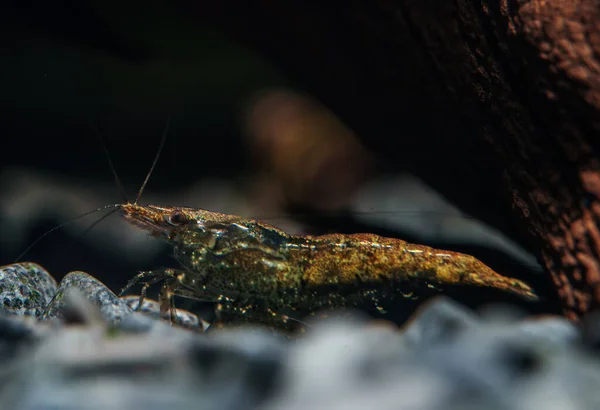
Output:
left=0, top=0, right=558, bottom=322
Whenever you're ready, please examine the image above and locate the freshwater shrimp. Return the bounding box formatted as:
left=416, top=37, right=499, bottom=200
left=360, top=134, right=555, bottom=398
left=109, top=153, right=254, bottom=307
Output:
left=2, top=113, right=538, bottom=333
left=93, top=118, right=537, bottom=331
left=10, top=119, right=535, bottom=330
left=119, top=202, right=537, bottom=330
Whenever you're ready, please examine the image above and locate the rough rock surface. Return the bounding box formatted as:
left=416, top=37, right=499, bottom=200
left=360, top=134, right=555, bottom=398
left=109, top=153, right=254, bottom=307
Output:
left=42, top=271, right=136, bottom=324
left=42, top=271, right=204, bottom=332
left=0, top=263, right=57, bottom=317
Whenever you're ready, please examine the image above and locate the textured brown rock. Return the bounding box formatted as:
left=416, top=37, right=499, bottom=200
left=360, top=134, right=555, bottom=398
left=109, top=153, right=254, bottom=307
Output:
left=190, top=0, right=600, bottom=319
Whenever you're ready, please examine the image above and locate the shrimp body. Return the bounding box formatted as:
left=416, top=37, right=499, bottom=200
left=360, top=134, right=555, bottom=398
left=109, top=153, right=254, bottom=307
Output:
left=121, top=203, right=537, bottom=329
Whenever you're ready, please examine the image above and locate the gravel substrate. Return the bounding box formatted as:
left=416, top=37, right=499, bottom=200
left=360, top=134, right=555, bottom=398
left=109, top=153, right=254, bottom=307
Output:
left=1, top=262, right=599, bottom=410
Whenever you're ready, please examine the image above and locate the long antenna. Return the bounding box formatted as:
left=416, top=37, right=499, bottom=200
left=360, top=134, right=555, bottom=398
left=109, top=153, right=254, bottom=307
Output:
left=135, top=115, right=171, bottom=205
left=15, top=204, right=121, bottom=262
left=92, top=125, right=129, bottom=204
left=79, top=206, right=121, bottom=238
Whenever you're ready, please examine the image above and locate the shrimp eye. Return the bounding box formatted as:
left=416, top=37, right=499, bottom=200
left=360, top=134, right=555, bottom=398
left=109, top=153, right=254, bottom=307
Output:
left=166, top=211, right=188, bottom=226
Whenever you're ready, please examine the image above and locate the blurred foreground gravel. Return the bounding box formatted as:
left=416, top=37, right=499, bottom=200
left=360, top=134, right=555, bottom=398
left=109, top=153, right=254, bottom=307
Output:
left=1, top=262, right=599, bottom=410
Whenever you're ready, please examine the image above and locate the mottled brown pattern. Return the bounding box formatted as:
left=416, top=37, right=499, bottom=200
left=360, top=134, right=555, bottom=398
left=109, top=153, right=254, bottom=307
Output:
left=121, top=203, right=536, bottom=329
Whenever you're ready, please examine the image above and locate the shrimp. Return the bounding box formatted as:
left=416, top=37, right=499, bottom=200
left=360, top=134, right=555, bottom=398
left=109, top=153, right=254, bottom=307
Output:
left=119, top=203, right=537, bottom=330
left=11, top=119, right=537, bottom=331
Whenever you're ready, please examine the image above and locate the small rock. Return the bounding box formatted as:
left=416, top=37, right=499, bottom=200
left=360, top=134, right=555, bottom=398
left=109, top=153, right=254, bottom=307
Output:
left=191, top=327, right=287, bottom=408
left=1, top=316, right=285, bottom=410
left=0, top=310, right=57, bottom=401
left=401, top=296, right=479, bottom=347
left=517, top=315, right=580, bottom=347
left=265, top=317, right=443, bottom=410
left=43, top=271, right=146, bottom=329
left=0, top=262, right=57, bottom=317
left=0, top=310, right=48, bottom=357
left=121, top=295, right=204, bottom=330
left=406, top=310, right=593, bottom=409
left=264, top=311, right=600, bottom=410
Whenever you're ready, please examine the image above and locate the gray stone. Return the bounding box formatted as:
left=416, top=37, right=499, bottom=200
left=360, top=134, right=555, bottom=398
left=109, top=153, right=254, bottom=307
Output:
left=515, top=315, right=581, bottom=347
left=0, top=262, right=57, bottom=317
left=0, top=316, right=284, bottom=410
left=43, top=271, right=135, bottom=326
left=401, top=296, right=479, bottom=348
left=416, top=319, right=600, bottom=409
left=120, top=295, right=204, bottom=330
left=42, top=271, right=209, bottom=333
left=263, top=313, right=600, bottom=410
left=264, top=318, right=444, bottom=410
